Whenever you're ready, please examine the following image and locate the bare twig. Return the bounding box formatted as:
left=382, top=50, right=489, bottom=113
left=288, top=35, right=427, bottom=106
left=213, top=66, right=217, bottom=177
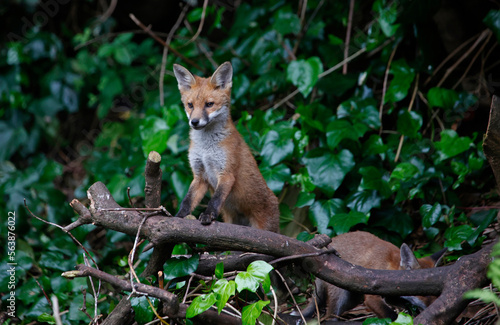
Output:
left=99, top=0, right=117, bottom=23
left=394, top=73, right=419, bottom=162
left=437, top=29, right=491, bottom=88
left=51, top=295, right=63, bottom=325
left=452, top=31, right=493, bottom=90
left=129, top=13, right=203, bottom=71
left=268, top=248, right=339, bottom=265
left=183, top=0, right=209, bottom=46
left=160, top=4, right=189, bottom=106
left=378, top=42, right=399, bottom=134
left=275, top=269, right=307, bottom=324
left=343, top=0, right=355, bottom=75
left=273, top=47, right=367, bottom=109
left=424, top=30, right=483, bottom=86
left=34, top=277, right=52, bottom=308
left=79, top=288, right=94, bottom=321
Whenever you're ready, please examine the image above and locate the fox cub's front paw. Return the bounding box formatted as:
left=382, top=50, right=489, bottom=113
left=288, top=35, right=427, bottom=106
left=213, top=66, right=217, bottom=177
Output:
left=199, top=211, right=216, bottom=225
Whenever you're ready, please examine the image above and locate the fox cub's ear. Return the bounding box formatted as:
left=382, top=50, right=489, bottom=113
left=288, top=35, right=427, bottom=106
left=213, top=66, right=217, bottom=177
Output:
left=399, top=243, right=420, bottom=270
left=210, top=62, right=233, bottom=89
left=173, top=64, right=196, bottom=90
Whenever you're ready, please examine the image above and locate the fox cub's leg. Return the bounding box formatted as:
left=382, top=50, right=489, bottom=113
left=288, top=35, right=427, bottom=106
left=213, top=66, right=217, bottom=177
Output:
left=199, top=173, right=235, bottom=225
left=176, top=176, right=208, bottom=218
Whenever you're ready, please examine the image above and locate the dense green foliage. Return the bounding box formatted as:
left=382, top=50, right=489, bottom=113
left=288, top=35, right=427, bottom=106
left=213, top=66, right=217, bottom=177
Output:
left=1, top=0, right=500, bottom=323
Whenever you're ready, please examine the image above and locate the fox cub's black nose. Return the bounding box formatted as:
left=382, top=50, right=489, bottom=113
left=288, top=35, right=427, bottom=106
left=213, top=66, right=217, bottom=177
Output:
left=191, top=119, right=200, bottom=127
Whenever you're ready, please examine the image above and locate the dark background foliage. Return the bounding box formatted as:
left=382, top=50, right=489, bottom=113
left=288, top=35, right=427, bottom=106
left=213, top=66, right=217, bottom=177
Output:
left=1, top=0, right=500, bottom=323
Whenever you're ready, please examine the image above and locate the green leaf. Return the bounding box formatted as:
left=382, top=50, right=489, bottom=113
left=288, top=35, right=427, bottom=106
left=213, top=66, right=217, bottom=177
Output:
left=235, top=271, right=260, bottom=293
left=287, top=57, right=323, bottom=97
left=371, top=208, right=414, bottom=237
left=140, top=116, right=170, bottom=157
left=337, top=98, right=380, bottom=130
left=261, top=130, right=294, bottom=166
left=131, top=296, right=155, bottom=324
left=363, top=317, right=392, bottom=325
left=444, top=225, right=474, bottom=251
left=114, top=46, right=133, bottom=65
left=420, top=203, right=442, bottom=228
left=392, top=312, right=413, bottom=325
left=359, top=166, right=391, bottom=198
left=328, top=211, right=369, bottom=235
left=295, top=192, right=316, bottom=208
left=242, top=300, right=270, bottom=325
left=434, top=130, right=473, bottom=163
left=303, top=149, right=355, bottom=197
left=484, top=10, right=500, bottom=42
left=186, top=293, right=217, bottom=318
left=309, top=199, right=346, bottom=236
left=260, top=163, right=291, bottom=193
left=0, top=122, right=28, bottom=161
left=347, top=190, right=381, bottom=214
left=397, top=111, right=422, bottom=138
left=427, top=87, right=459, bottom=110
left=215, top=262, right=224, bottom=280
left=464, top=289, right=500, bottom=305
left=326, top=119, right=361, bottom=149
left=247, top=260, right=273, bottom=293
left=213, top=279, right=236, bottom=314
left=385, top=59, right=415, bottom=103
left=171, top=170, right=191, bottom=202
left=390, top=162, right=419, bottom=181
left=272, top=8, right=301, bottom=35
left=163, top=254, right=199, bottom=281
left=37, top=313, right=56, bottom=324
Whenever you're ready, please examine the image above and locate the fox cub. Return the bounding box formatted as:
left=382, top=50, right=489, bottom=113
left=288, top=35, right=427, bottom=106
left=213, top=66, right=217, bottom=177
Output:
left=299, top=231, right=446, bottom=320
left=173, top=62, right=280, bottom=233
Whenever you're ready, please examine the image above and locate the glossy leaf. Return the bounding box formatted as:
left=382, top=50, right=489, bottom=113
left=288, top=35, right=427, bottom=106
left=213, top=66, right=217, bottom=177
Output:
left=328, top=211, right=369, bottom=235
left=261, top=129, right=294, bottom=166
left=242, top=300, right=270, bottom=325
left=186, top=293, right=217, bottom=318
left=213, top=279, right=236, bottom=314
left=287, top=57, right=323, bottom=97
left=303, top=149, right=355, bottom=196
left=309, top=199, right=346, bottom=236
left=163, top=254, right=199, bottom=281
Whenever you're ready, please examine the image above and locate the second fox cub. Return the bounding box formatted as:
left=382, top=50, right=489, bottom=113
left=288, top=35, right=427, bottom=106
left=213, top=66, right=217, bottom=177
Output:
left=300, top=231, right=446, bottom=320
left=172, top=62, right=280, bottom=233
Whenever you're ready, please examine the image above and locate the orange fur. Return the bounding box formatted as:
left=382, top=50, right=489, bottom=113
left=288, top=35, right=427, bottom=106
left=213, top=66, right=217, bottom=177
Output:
left=300, top=231, right=445, bottom=320
left=173, top=62, right=280, bottom=233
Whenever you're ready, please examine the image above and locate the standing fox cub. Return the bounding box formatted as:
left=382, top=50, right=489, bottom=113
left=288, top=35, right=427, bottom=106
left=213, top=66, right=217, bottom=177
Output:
left=173, top=62, right=280, bottom=233
left=299, top=231, right=446, bottom=320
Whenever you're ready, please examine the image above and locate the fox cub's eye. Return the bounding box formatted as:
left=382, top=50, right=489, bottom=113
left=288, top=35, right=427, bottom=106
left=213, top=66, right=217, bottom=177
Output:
left=205, top=102, right=214, bottom=108
left=187, top=103, right=194, bottom=109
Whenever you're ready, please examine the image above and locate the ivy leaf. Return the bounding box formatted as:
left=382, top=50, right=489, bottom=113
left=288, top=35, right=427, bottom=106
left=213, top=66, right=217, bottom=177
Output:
left=140, top=116, right=170, bottom=157
left=427, top=87, right=459, bottom=110
left=235, top=271, right=260, bottom=293
left=186, top=293, right=217, bottom=318
left=385, top=59, right=415, bottom=103
left=362, top=317, right=392, bottom=325
left=347, top=190, right=381, bottom=214
left=484, top=10, right=500, bottom=42
left=371, top=208, right=414, bottom=238
left=359, top=166, right=391, bottom=198
left=212, top=279, right=235, bottom=314
left=163, top=254, right=199, bottom=281
left=390, top=162, right=419, bottom=182
left=261, top=130, right=294, bottom=166
left=392, top=312, right=413, bottom=325
left=272, top=8, right=301, bottom=35
left=309, top=199, right=346, bottom=236
left=420, top=203, right=442, bottom=228
left=260, top=163, right=291, bottom=193
left=434, top=130, right=473, bottom=163
left=131, top=296, right=155, bottom=324
left=444, top=225, right=474, bottom=251
left=247, top=260, right=273, bottom=293
left=397, top=111, right=422, bottom=138
left=287, top=57, right=323, bottom=97
left=295, top=192, right=316, bottom=208
left=326, top=119, right=361, bottom=149
left=37, top=313, right=56, bottom=324
left=328, top=211, right=369, bottom=235
left=303, top=149, right=355, bottom=197
left=215, top=262, right=224, bottom=280
left=242, top=300, right=270, bottom=325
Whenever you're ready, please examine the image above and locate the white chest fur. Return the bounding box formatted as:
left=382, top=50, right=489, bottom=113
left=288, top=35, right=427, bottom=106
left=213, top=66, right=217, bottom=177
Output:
left=188, top=124, right=230, bottom=189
